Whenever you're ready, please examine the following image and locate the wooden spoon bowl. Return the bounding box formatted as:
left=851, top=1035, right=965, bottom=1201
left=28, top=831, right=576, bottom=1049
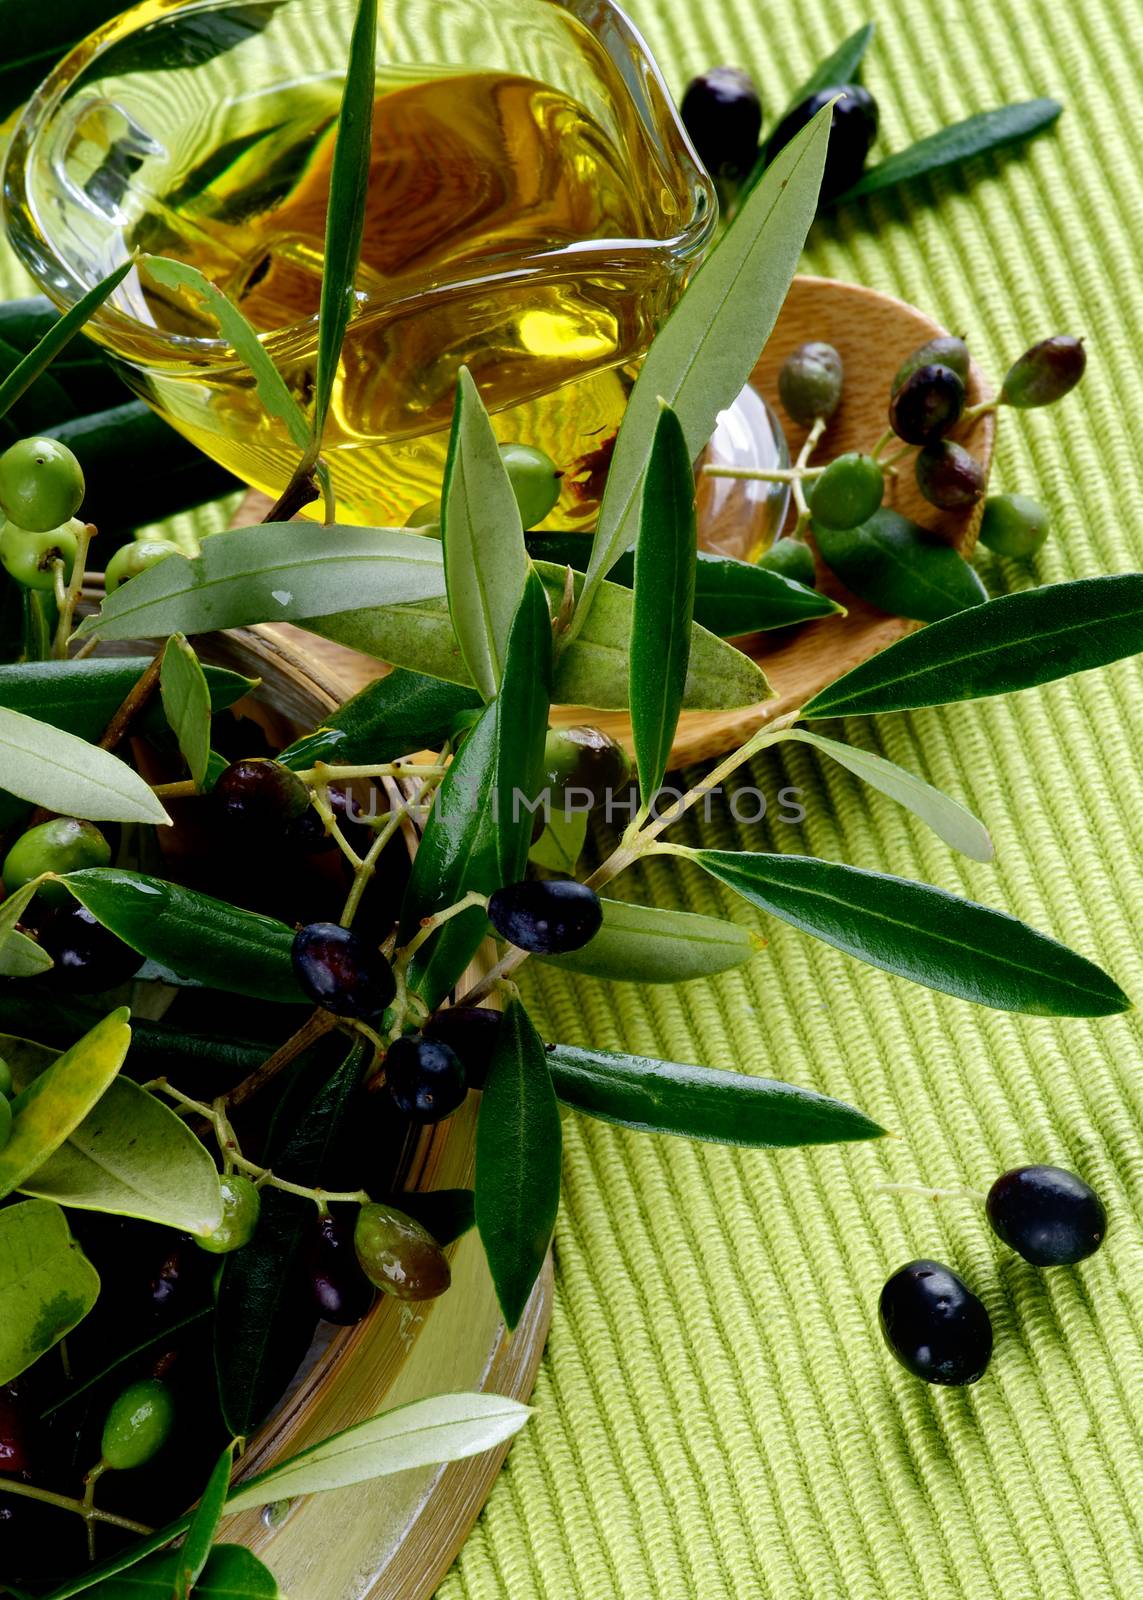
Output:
left=239, top=276, right=994, bottom=766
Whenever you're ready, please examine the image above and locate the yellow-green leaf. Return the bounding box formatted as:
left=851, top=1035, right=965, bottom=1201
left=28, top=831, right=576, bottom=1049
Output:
left=159, top=633, right=212, bottom=790
left=0, top=1199, right=99, bottom=1383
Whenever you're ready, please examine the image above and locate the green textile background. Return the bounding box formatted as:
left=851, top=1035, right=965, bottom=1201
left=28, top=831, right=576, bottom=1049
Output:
left=4, top=0, right=1143, bottom=1593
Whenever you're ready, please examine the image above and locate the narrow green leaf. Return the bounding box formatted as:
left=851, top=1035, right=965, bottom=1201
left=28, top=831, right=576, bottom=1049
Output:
left=0, top=1010, right=132, bottom=1200
left=834, top=99, right=1062, bottom=203
left=630, top=404, right=696, bottom=799
left=574, top=101, right=831, bottom=627
left=0, top=878, right=45, bottom=960
left=0, top=262, right=133, bottom=421
left=141, top=256, right=309, bottom=453
left=0, top=929, right=53, bottom=977
left=0, top=998, right=267, bottom=1083
left=526, top=533, right=843, bottom=635
left=160, top=634, right=212, bottom=790
left=75, top=524, right=446, bottom=642
left=475, top=998, right=561, bottom=1329
left=784, top=729, right=994, bottom=861
left=16, top=1072, right=223, bottom=1236
left=441, top=368, right=529, bottom=699
left=0, top=658, right=252, bottom=729
left=780, top=22, right=876, bottom=119
left=225, top=1392, right=530, bottom=1513
left=279, top=668, right=481, bottom=769
left=309, top=557, right=770, bottom=713
left=63, top=869, right=306, bottom=1003
left=0, top=707, right=171, bottom=824
left=84, top=1545, right=280, bottom=1600
left=538, top=898, right=763, bottom=984
left=406, top=572, right=552, bottom=1006
left=529, top=808, right=588, bottom=874
left=0, top=1200, right=100, bottom=1384
left=813, top=509, right=988, bottom=622
left=312, top=0, right=378, bottom=442
left=685, top=848, right=1130, bottom=1016
left=804, top=574, right=1143, bottom=719
left=547, top=1043, right=884, bottom=1145
left=172, top=1444, right=234, bottom=1600
left=215, top=1039, right=370, bottom=1435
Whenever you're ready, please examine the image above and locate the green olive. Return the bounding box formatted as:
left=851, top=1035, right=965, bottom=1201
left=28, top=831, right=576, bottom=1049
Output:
left=103, top=539, right=181, bottom=595
left=0, top=437, right=84, bottom=533
left=0, top=519, right=81, bottom=592
left=498, top=443, right=561, bottom=529
left=777, top=342, right=844, bottom=427
left=758, top=537, right=817, bottom=587
left=809, top=453, right=884, bottom=530
left=0, top=1095, right=11, bottom=1151
left=195, top=1173, right=261, bottom=1254
left=542, top=726, right=631, bottom=809
left=353, top=1202, right=451, bottom=1300
left=892, top=336, right=971, bottom=395
left=978, top=493, right=1050, bottom=558
left=2, top=817, right=111, bottom=908
left=100, top=1379, right=175, bottom=1471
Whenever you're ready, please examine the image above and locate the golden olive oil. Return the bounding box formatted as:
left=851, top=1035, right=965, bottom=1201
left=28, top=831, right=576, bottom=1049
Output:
left=115, top=70, right=684, bottom=527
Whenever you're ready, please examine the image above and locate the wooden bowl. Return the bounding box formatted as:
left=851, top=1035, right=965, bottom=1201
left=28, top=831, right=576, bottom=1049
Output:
left=237, top=276, right=994, bottom=768
left=143, top=627, right=552, bottom=1600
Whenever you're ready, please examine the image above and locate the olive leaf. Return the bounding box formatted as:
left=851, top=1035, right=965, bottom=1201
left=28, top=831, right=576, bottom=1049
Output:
left=140, top=257, right=310, bottom=456
left=63, top=869, right=307, bottom=1003
left=441, top=367, right=529, bottom=699
left=475, top=998, right=561, bottom=1329
left=215, top=1038, right=371, bottom=1436
left=529, top=809, right=588, bottom=874
left=74, top=524, right=446, bottom=641
left=630, top=404, right=696, bottom=800
left=680, top=847, right=1129, bottom=1016
left=547, top=1044, right=884, bottom=1145
left=405, top=571, right=552, bottom=1007
left=172, top=1443, right=234, bottom=1600
left=224, top=1391, right=531, bottom=1512
left=526, top=533, right=842, bottom=635
left=0, top=658, right=253, bottom=732
left=538, top=898, right=763, bottom=984
left=0, top=928, right=52, bottom=977
left=310, top=557, right=770, bottom=713
left=572, top=100, right=832, bottom=631
left=803, top=574, right=1143, bottom=719
left=833, top=99, right=1063, bottom=204
left=782, top=729, right=994, bottom=862
left=0, top=1200, right=100, bottom=1385
left=780, top=21, right=876, bottom=117
left=0, top=1009, right=132, bottom=1200
left=6, top=1037, right=223, bottom=1235
left=0, top=876, right=45, bottom=960
left=278, top=668, right=481, bottom=770
left=159, top=633, right=212, bottom=790
left=0, top=706, right=171, bottom=824
left=84, top=1545, right=281, bottom=1600
left=0, top=261, right=134, bottom=421
left=312, top=0, right=377, bottom=446
left=813, top=509, right=987, bottom=621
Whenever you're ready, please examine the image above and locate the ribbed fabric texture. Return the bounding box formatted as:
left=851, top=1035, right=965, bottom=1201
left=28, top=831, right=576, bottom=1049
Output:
left=435, top=1, right=1143, bottom=1595
left=4, top=0, right=1143, bottom=1593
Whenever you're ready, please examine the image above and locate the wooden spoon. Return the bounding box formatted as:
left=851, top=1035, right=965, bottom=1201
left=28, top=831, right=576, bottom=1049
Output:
left=239, top=275, right=994, bottom=763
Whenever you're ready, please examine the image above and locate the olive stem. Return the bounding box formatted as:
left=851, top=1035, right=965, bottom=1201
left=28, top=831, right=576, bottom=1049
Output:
left=457, top=946, right=528, bottom=1007
left=871, top=427, right=896, bottom=460
left=309, top=782, right=364, bottom=872
left=0, top=1475, right=152, bottom=1538
left=225, top=1010, right=336, bottom=1110
left=293, top=762, right=447, bottom=785
left=395, top=891, right=490, bottom=970
left=82, top=1461, right=108, bottom=1561
left=98, top=650, right=163, bottom=753
left=789, top=416, right=826, bottom=528
left=54, top=521, right=95, bottom=660
left=700, top=463, right=827, bottom=484
left=874, top=1181, right=988, bottom=1205
left=340, top=801, right=409, bottom=929
left=961, top=399, right=1000, bottom=424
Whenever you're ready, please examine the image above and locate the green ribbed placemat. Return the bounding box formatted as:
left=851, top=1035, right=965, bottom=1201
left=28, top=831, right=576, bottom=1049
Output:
left=437, top=1, right=1143, bottom=1595
left=5, top=0, right=1143, bottom=1592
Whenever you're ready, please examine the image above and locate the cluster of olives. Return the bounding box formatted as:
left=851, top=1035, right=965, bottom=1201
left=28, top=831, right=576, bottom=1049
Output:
left=880, top=1165, right=1107, bottom=1386
left=776, top=329, right=1086, bottom=560
left=681, top=66, right=879, bottom=202
left=0, top=436, right=86, bottom=593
